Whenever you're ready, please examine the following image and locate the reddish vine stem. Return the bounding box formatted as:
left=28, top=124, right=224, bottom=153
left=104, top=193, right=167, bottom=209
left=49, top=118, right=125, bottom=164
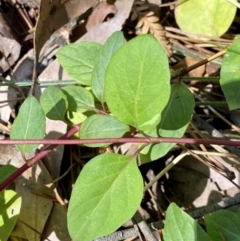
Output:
left=1, top=129, right=240, bottom=191
left=1, top=137, right=240, bottom=146
left=0, top=125, right=80, bottom=191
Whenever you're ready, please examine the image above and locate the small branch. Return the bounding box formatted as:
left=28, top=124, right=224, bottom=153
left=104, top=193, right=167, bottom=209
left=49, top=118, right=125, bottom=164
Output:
left=171, top=49, right=226, bottom=80
left=2, top=135, right=240, bottom=190
left=144, top=151, right=189, bottom=192
left=189, top=194, right=240, bottom=218
left=1, top=137, right=240, bottom=146
left=132, top=211, right=158, bottom=241
left=178, top=77, right=220, bottom=83
left=195, top=101, right=227, bottom=106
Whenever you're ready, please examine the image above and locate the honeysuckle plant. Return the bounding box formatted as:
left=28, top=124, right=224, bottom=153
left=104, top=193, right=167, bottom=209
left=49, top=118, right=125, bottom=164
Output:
left=1, top=31, right=240, bottom=241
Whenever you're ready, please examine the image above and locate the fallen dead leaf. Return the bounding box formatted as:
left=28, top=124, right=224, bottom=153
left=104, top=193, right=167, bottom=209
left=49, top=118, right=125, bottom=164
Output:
left=0, top=36, right=21, bottom=74
left=86, top=1, right=118, bottom=31
left=0, top=12, right=21, bottom=74
left=34, top=0, right=97, bottom=62
left=81, top=0, right=134, bottom=43
left=0, top=145, right=54, bottom=241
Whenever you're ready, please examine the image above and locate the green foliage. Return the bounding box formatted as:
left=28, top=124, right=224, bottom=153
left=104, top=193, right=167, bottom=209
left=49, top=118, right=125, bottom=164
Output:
left=56, top=41, right=102, bottom=85
left=0, top=190, right=22, bottom=241
left=92, top=31, right=125, bottom=103
left=164, top=203, right=212, bottom=241
left=40, top=86, right=68, bottom=120
left=141, top=83, right=194, bottom=162
left=105, top=34, right=170, bottom=131
left=164, top=204, right=240, bottom=241
left=79, top=114, right=130, bottom=147
left=62, top=85, right=95, bottom=112
left=175, top=0, right=236, bottom=37
left=10, top=96, right=46, bottom=154
left=0, top=165, right=17, bottom=183
left=205, top=209, right=240, bottom=241
left=67, top=153, right=143, bottom=241
left=8, top=29, right=240, bottom=241
left=220, top=37, right=240, bottom=110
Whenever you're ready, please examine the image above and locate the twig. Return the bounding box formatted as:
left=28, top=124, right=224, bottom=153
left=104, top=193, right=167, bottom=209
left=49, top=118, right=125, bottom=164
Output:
left=1, top=137, right=240, bottom=146
left=144, top=151, right=188, bottom=192
left=195, top=101, right=227, bottom=106
left=132, top=211, right=157, bottom=241
left=171, top=49, right=226, bottom=80
left=189, top=194, right=240, bottom=218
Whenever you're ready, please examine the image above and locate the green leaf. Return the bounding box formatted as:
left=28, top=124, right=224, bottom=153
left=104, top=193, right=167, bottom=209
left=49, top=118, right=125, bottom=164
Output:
left=105, top=34, right=170, bottom=131
left=62, top=86, right=95, bottom=112
left=159, top=83, right=194, bottom=130
left=164, top=203, right=211, bottom=241
left=10, top=96, right=46, bottom=154
left=92, top=31, right=125, bottom=103
left=66, top=111, right=87, bottom=124
left=40, top=86, right=68, bottom=120
left=0, top=190, right=22, bottom=241
left=220, top=37, right=240, bottom=110
left=79, top=114, right=130, bottom=147
left=205, top=209, right=240, bottom=241
left=67, top=153, right=143, bottom=241
left=0, top=165, right=17, bottom=183
left=56, top=42, right=102, bottom=85
left=175, top=0, right=236, bottom=37
left=141, top=83, right=194, bottom=162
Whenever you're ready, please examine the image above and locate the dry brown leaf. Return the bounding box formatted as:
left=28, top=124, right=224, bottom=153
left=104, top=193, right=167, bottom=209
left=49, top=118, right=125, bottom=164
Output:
left=0, top=85, right=17, bottom=124
left=15, top=161, right=54, bottom=241
left=86, top=2, right=118, bottom=31
left=0, top=12, right=21, bottom=74
left=80, top=0, right=134, bottom=43
left=34, top=0, right=97, bottom=62
left=0, top=145, right=54, bottom=241
left=42, top=203, right=71, bottom=241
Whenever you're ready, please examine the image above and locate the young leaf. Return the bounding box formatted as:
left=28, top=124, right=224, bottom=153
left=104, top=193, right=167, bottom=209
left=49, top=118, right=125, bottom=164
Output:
left=141, top=83, right=194, bottom=162
left=164, top=203, right=211, bottom=241
left=205, top=209, right=240, bottom=241
left=79, top=114, right=130, bottom=147
left=92, top=31, right=125, bottom=103
left=175, top=0, right=236, bottom=37
left=105, top=34, right=170, bottom=131
left=220, top=37, right=240, bottom=110
left=56, top=42, right=102, bottom=85
left=62, top=85, right=95, bottom=112
left=40, top=86, right=68, bottom=120
left=67, top=153, right=143, bottom=241
left=0, top=165, right=17, bottom=183
left=66, top=111, right=87, bottom=124
left=10, top=96, right=46, bottom=154
left=0, top=190, right=22, bottom=241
